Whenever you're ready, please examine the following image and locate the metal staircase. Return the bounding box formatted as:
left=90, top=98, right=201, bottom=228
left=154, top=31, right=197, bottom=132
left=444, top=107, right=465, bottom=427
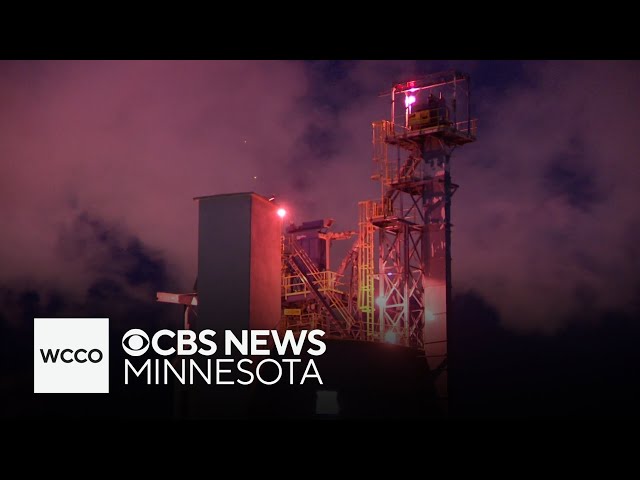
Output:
left=284, top=236, right=358, bottom=337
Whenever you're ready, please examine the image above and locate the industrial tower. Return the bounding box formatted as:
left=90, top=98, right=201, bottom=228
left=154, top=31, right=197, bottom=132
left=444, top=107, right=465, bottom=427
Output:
left=363, top=71, right=476, bottom=401
left=280, top=70, right=476, bottom=404
left=158, top=70, right=476, bottom=414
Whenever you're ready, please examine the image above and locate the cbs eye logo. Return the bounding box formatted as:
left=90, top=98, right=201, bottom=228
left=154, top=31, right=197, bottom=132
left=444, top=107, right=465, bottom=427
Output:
left=122, top=329, right=150, bottom=356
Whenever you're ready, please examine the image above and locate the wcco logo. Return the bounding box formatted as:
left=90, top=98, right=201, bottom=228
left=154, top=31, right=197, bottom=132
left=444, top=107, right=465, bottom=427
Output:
left=40, top=348, right=104, bottom=364
left=34, top=318, right=109, bottom=394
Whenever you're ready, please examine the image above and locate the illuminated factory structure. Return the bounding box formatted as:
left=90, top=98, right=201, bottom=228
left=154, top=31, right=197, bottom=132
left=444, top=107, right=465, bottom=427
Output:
left=158, top=71, right=477, bottom=417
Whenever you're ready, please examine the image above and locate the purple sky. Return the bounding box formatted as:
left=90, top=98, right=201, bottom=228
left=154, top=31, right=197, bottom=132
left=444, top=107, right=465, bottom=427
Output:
left=1, top=60, right=639, bottom=333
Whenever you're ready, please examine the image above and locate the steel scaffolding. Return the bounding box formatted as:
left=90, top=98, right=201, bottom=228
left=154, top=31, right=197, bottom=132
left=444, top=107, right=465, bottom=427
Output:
left=366, top=70, right=477, bottom=405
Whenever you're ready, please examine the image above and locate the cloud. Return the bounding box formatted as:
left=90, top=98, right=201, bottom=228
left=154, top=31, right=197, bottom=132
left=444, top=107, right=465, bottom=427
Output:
left=451, top=61, right=640, bottom=331
left=0, top=60, right=308, bottom=295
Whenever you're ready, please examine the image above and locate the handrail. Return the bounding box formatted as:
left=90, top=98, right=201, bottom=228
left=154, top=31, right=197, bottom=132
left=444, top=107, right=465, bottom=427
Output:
left=283, top=236, right=358, bottom=335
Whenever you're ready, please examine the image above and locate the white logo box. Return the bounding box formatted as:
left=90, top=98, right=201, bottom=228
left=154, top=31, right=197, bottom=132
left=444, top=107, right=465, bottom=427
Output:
left=34, top=318, right=109, bottom=393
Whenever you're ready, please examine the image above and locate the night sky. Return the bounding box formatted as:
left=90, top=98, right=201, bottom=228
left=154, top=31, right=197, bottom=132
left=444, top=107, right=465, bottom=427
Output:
left=1, top=60, right=639, bottom=418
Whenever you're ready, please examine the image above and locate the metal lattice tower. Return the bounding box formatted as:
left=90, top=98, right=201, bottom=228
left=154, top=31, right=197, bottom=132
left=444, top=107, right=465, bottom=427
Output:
left=361, top=70, right=477, bottom=402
